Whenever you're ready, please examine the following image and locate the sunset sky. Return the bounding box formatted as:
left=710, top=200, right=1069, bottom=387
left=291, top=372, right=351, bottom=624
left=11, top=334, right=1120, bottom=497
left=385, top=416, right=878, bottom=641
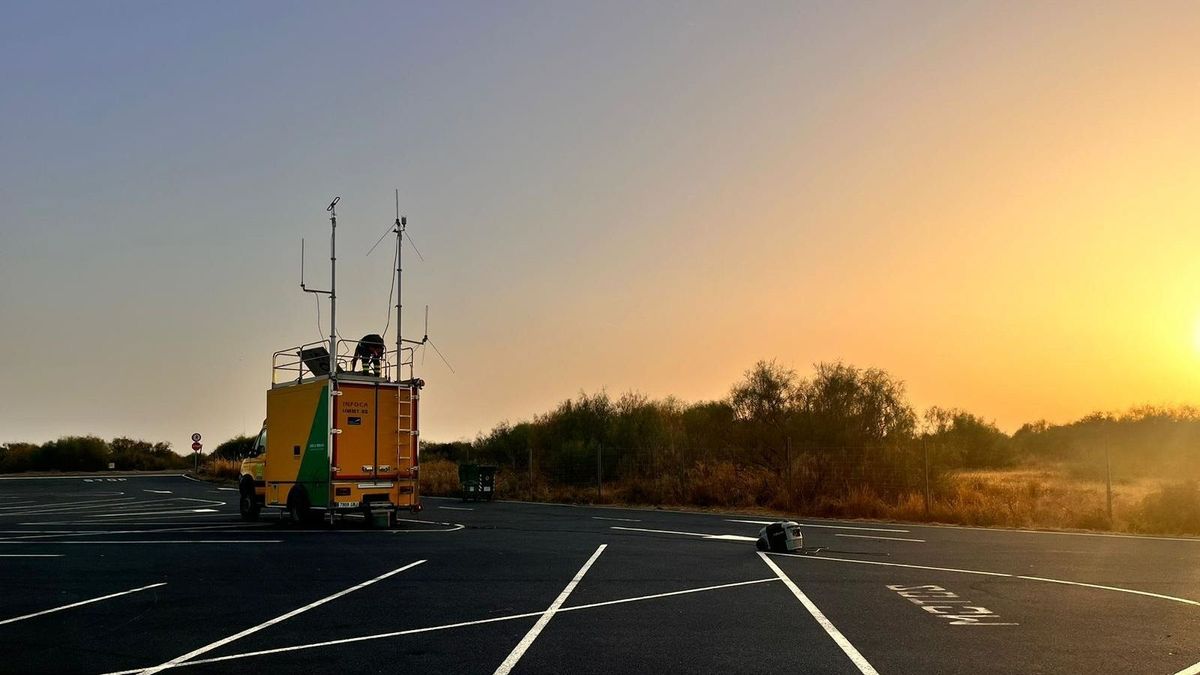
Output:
left=3, top=1, right=1200, bottom=448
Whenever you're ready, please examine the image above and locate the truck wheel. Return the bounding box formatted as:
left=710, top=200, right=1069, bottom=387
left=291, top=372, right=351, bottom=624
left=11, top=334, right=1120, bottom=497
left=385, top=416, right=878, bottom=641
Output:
left=239, top=479, right=260, bottom=521
left=287, top=488, right=312, bottom=525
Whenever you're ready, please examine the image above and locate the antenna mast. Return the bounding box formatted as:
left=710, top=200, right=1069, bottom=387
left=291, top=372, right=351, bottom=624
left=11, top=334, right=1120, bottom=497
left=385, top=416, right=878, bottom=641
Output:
left=394, top=189, right=404, bottom=383
left=328, top=197, right=339, bottom=380
left=301, top=197, right=340, bottom=380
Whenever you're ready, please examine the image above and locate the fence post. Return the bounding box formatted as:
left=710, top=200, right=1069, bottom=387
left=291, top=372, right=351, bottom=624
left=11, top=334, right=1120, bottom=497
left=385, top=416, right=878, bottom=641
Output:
left=528, top=446, right=534, bottom=502
left=596, top=443, right=603, bottom=502
left=1105, top=440, right=1113, bottom=524
left=785, top=436, right=792, bottom=507
left=651, top=445, right=658, bottom=505
left=923, top=440, right=931, bottom=517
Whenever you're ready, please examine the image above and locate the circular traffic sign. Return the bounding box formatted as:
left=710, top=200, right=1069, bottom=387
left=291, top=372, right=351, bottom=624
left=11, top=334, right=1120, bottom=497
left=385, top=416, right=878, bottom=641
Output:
left=191, top=432, right=202, bottom=443
left=191, top=442, right=202, bottom=452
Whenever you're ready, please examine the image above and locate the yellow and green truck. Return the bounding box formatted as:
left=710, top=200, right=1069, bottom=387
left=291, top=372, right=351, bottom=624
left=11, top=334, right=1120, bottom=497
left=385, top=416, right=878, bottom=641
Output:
left=239, top=362, right=423, bottom=526
left=239, top=196, right=428, bottom=526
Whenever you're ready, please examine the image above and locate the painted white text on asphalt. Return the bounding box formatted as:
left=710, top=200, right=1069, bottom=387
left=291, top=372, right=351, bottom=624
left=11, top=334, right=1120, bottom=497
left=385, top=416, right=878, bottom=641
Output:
left=886, top=584, right=1017, bottom=626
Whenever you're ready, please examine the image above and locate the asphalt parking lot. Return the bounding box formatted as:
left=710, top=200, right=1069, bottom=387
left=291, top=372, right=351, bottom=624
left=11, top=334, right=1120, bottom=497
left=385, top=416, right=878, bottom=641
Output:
left=1, top=473, right=1199, bottom=674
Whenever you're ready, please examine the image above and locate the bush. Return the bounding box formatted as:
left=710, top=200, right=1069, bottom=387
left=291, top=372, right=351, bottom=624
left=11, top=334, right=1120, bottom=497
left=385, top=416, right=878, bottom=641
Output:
left=0, top=436, right=188, bottom=473
left=420, top=458, right=460, bottom=496
left=111, top=437, right=188, bottom=471
left=212, top=435, right=256, bottom=461
left=1134, top=482, right=1200, bottom=534
left=201, top=458, right=242, bottom=480
left=37, top=436, right=109, bottom=472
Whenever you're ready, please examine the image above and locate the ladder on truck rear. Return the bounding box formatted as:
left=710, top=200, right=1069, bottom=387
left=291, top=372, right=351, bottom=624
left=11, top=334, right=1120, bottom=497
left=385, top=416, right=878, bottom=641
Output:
left=398, top=385, right=418, bottom=499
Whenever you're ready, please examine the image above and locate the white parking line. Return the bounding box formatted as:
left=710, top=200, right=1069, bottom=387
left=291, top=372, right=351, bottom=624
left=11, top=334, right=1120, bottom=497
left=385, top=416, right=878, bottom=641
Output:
left=758, top=552, right=879, bottom=675
left=0, top=554, right=64, bottom=557
left=769, top=552, right=1200, bottom=607
left=88, top=509, right=221, bottom=518
left=437, top=506, right=474, bottom=511
left=144, top=490, right=173, bottom=494
left=0, top=523, right=268, bottom=542
left=611, top=526, right=756, bottom=542
left=0, top=540, right=281, bottom=545
left=727, top=519, right=909, bottom=534
left=591, top=516, right=641, bottom=522
left=1015, top=575, right=1200, bottom=607
left=134, top=560, right=425, bottom=674
left=835, top=534, right=926, bottom=543
left=0, top=498, right=212, bottom=517
left=0, top=582, right=166, bottom=626
left=561, top=578, right=778, bottom=612
left=493, top=544, right=606, bottom=675
left=0, top=497, right=135, bottom=512
left=100, top=575, right=785, bottom=672
left=0, top=475, right=134, bottom=480
left=1175, top=659, right=1200, bottom=675
left=19, top=514, right=230, bottom=525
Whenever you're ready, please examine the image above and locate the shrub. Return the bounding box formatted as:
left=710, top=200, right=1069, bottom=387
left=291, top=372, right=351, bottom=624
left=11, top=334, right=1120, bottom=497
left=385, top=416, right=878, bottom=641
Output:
left=420, top=458, right=460, bottom=496
left=1134, top=482, right=1200, bottom=534
left=212, top=436, right=257, bottom=461
left=201, top=458, right=242, bottom=480
left=111, top=437, right=187, bottom=471
left=37, top=436, right=109, bottom=472
left=0, top=443, right=40, bottom=473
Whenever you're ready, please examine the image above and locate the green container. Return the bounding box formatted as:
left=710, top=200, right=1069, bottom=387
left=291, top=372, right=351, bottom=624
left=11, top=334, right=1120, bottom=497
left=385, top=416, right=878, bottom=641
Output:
left=459, top=463, right=497, bottom=502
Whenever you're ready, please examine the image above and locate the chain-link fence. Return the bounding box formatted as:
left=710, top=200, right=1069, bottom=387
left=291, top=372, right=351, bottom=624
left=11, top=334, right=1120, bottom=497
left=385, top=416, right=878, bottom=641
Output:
left=433, top=440, right=957, bottom=515
left=424, top=438, right=1178, bottom=532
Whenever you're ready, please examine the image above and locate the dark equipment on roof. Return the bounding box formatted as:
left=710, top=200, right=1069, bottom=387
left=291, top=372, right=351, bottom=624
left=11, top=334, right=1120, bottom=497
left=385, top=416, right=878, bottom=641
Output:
left=300, top=347, right=332, bottom=377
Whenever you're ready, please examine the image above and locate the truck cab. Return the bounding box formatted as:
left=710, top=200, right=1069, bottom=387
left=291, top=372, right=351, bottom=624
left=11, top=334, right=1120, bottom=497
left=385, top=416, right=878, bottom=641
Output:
left=238, top=425, right=267, bottom=520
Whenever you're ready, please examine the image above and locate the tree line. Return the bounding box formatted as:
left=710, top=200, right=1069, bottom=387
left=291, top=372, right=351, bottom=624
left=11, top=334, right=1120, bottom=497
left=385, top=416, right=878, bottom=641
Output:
left=0, top=437, right=189, bottom=473
left=0, top=434, right=260, bottom=473
left=7, top=360, right=1200, bottom=486
left=424, top=360, right=1200, bottom=502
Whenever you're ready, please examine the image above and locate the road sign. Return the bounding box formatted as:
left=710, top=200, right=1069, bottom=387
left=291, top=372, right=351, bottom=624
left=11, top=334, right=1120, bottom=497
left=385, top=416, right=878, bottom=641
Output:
left=191, top=442, right=202, bottom=452
left=191, top=432, right=202, bottom=443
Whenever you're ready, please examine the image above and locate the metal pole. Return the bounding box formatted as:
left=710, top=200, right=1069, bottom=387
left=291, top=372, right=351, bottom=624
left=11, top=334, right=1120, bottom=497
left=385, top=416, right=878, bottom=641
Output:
left=923, top=440, right=931, bottom=517
left=327, top=197, right=339, bottom=521
left=596, top=444, right=602, bottom=502
left=785, top=436, right=792, bottom=506
left=395, top=190, right=404, bottom=382
left=1105, top=440, right=1113, bottom=523
left=328, top=199, right=338, bottom=380
left=652, top=445, right=659, bottom=505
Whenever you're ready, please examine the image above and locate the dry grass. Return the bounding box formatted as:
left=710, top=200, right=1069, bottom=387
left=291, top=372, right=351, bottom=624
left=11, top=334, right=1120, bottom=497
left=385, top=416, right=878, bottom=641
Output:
left=200, top=458, right=241, bottom=481
left=420, top=458, right=1200, bottom=536
left=420, top=458, right=460, bottom=495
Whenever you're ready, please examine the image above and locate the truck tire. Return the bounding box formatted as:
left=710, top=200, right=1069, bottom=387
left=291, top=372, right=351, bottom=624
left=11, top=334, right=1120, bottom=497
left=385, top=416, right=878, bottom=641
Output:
left=238, top=478, right=260, bottom=522
left=287, top=487, right=312, bottom=525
